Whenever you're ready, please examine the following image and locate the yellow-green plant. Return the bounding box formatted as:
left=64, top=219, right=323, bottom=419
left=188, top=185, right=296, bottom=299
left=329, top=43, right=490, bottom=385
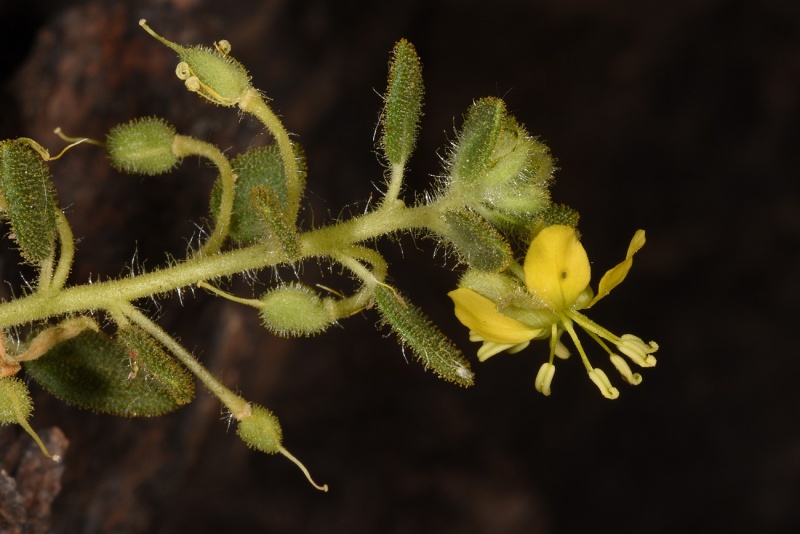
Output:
left=0, top=20, right=658, bottom=491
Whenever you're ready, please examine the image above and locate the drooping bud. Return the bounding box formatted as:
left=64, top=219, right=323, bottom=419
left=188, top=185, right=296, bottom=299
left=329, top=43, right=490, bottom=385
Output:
left=380, top=39, right=424, bottom=166
left=258, top=283, right=337, bottom=337
left=373, top=284, right=474, bottom=387
left=0, top=139, right=58, bottom=263
left=24, top=330, right=193, bottom=417
left=106, top=117, right=180, bottom=175
left=140, top=20, right=252, bottom=106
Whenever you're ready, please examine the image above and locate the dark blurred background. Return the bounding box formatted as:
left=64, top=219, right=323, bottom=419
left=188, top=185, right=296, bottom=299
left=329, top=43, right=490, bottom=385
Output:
left=0, top=1, right=798, bottom=532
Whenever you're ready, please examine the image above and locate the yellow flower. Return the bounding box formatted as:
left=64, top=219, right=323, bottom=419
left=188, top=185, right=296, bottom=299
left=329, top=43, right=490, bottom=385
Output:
left=449, top=224, right=657, bottom=399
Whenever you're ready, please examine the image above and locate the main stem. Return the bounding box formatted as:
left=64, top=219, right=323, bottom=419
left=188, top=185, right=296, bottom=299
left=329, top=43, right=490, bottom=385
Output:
left=0, top=201, right=440, bottom=328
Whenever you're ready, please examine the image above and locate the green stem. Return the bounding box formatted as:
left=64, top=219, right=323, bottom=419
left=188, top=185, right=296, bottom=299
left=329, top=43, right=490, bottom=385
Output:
left=37, top=256, right=54, bottom=293
left=238, top=89, right=300, bottom=216
left=51, top=210, right=75, bottom=291
left=171, top=135, right=236, bottom=256
left=382, top=162, right=405, bottom=207
left=121, top=302, right=249, bottom=417
left=0, top=200, right=440, bottom=328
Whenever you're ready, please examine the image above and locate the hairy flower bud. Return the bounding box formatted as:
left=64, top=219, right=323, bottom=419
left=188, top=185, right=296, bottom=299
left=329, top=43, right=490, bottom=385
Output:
left=445, top=97, right=553, bottom=232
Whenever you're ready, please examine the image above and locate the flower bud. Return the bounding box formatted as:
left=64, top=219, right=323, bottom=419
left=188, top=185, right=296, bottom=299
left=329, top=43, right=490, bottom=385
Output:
left=211, top=145, right=306, bottom=245
left=0, top=376, right=33, bottom=424
left=106, top=117, right=180, bottom=175
left=258, top=283, right=336, bottom=337
left=445, top=97, right=554, bottom=231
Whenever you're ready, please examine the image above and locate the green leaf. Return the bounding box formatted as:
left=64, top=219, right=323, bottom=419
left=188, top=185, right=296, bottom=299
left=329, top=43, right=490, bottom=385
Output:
left=381, top=39, right=424, bottom=166
left=250, top=185, right=300, bottom=260
left=24, top=330, right=192, bottom=417
left=373, top=285, right=474, bottom=387
left=116, top=326, right=195, bottom=406
left=0, top=140, right=58, bottom=263
left=440, top=209, right=513, bottom=272
left=211, top=144, right=306, bottom=245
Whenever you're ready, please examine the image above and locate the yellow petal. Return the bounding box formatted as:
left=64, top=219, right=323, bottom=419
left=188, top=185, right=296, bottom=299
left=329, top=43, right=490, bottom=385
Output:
left=587, top=229, right=645, bottom=308
left=448, top=288, right=542, bottom=344
left=524, top=225, right=590, bottom=310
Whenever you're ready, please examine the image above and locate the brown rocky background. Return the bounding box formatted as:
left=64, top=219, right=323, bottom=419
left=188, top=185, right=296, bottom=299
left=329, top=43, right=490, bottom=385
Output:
left=0, top=0, right=798, bottom=532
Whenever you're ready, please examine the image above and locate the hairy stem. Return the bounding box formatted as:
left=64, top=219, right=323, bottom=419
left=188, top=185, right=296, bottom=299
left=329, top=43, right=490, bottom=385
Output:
left=0, top=200, right=441, bottom=328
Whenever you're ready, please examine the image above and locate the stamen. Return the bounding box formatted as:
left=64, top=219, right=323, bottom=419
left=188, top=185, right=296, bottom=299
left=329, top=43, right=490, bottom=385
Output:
left=477, top=341, right=517, bottom=361
left=175, top=62, right=192, bottom=80
left=617, top=334, right=658, bottom=367
left=609, top=354, right=642, bottom=385
left=535, top=362, right=556, bottom=396
left=588, top=368, right=619, bottom=399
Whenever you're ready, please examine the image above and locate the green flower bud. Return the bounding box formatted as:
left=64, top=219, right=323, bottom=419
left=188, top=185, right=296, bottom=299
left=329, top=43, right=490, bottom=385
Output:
left=0, top=139, right=58, bottom=263
left=259, top=283, right=336, bottom=337
left=140, top=20, right=252, bottom=106
left=236, top=403, right=282, bottom=454
left=445, top=97, right=555, bottom=232
left=106, top=117, right=180, bottom=175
